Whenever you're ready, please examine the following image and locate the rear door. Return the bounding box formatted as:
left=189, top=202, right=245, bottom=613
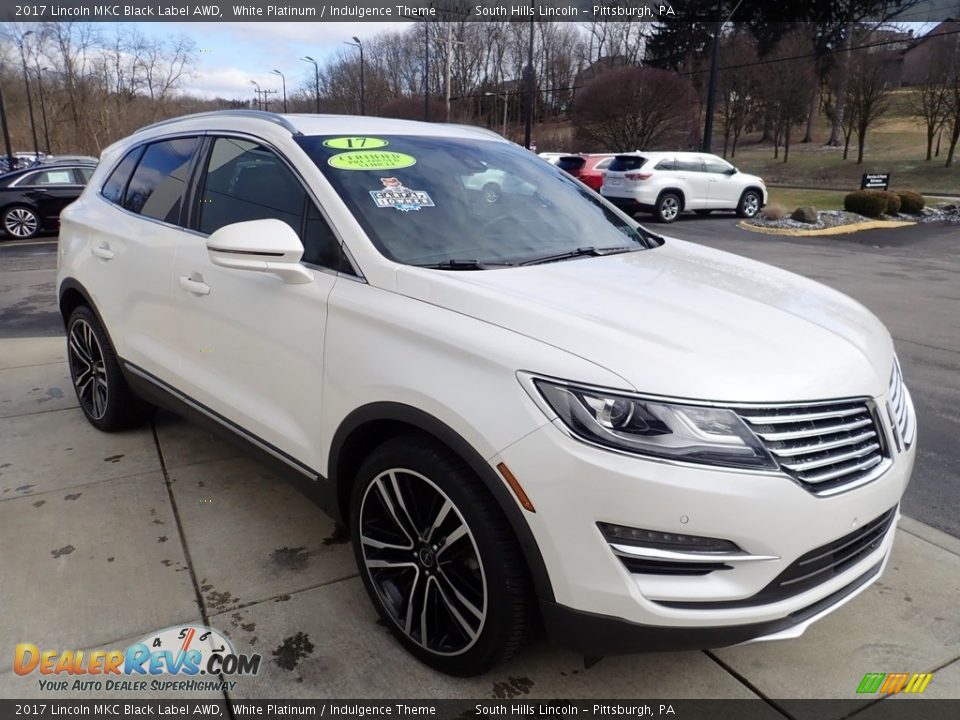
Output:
left=674, top=156, right=707, bottom=209
left=15, top=167, right=84, bottom=224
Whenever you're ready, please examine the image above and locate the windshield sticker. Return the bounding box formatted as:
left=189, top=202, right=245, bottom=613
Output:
left=369, top=177, right=435, bottom=212
left=328, top=151, right=416, bottom=171
left=322, top=137, right=389, bottom=150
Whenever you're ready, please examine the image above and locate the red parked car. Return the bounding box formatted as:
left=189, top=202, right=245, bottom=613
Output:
left=556, top=153, right=615, bottom=191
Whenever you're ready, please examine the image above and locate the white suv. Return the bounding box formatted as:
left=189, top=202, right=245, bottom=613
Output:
left=601, top=151, right=767, bottom=223
left=57, top=112, right=914, bottom=676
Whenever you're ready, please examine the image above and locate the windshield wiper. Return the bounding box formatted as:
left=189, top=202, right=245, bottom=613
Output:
left=519, top=245, right=641, bottom=267
left=415, top=259, right=515, bottom=271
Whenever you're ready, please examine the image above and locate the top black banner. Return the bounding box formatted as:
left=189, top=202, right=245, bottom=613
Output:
left=1, top=0, right=958, bottom=23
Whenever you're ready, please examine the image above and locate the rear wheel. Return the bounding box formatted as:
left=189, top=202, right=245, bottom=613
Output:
left=67, top=305, right=150, bottom=431
left=737, top=190, right=762, bottom=218
left=351, top=435, right=532, bottom=676
left=3, top=205, right=40, bottom=239
left=654, top=192, right=682, bottom=223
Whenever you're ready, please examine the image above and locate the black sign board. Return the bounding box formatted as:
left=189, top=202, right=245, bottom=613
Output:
left=861, top=173, right=890, bottom=190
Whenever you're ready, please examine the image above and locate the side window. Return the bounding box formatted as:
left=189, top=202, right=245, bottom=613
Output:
left=101, top=147, right=143, bottom=205
left=654, top=158, right=677, bottom=171
left=34, top=169, right=76, bottom=185
left=198, top=138, right=305, bottom=236
left=76, top=167, right=95, bottom=184
left=702, top=157, right=733, bottom=174
left=594, top=158, right=613, bottom=170
left=123, top=137, right=201, bottom=223
left=675, top=158, right=703, bottom=172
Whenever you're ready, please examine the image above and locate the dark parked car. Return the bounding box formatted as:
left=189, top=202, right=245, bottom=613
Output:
left=1, top=162, right=96, bottom=240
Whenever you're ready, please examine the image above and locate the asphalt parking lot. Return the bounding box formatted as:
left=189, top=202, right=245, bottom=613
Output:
left=1, top=221, right=959, bottom=708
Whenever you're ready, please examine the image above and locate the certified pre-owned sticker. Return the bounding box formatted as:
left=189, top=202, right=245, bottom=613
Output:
left=322, top=137, right=389, bottom=150
left=328, top=150, right=416, bottom=171
left=370, top=177, right=435, bottom=212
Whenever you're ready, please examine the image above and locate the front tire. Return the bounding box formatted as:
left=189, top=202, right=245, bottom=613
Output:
left=737, top=190, right=762, bottom=218
left=67, top=305, right=150, bottom=431
left=3, top=205, right=40, bottom=239
left=350, top=435, right=533, bottom=676
left=654, top=192, right=682, bottom=223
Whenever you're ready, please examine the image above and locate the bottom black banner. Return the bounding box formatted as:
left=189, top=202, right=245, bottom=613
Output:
left=1, top=700, right=959, bottom=720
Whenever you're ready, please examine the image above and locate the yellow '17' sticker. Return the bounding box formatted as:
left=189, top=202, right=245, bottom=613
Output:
left=323, top=137, right=389, bottom=150
left=328, top=151, right=416, bottom=171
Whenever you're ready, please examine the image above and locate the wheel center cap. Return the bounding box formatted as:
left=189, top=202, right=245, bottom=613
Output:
left=418, top=546, right=435, bottom=568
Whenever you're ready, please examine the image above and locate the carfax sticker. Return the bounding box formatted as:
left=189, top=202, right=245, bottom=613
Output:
left=322, top=137, right=389, bottom=150
left=369, top=177, right=435, bottom=212
left=328, top=150, right=416, bottom=171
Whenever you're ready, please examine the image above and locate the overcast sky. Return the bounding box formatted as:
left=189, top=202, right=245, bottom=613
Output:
left=134, top=21, right=411, bottom=100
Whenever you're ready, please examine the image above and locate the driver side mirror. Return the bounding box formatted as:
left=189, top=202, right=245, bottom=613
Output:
left=724, top=167, right=738, bottom=175
left=206, top=218, right=313, bottom=284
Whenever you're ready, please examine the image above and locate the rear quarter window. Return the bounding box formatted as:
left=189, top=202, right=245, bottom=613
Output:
left=608, top=155, right=647, bottom=172
left=101, top=147, right=145, bottom=205
left=556, top=156, right=586, bottom=172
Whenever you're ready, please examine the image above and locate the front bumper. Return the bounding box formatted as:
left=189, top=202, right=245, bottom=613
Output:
left=493, top=409, right=914, bottom=653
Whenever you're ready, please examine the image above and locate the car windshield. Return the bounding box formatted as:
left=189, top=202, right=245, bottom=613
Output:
left=296, top=135, right=657, bottom=268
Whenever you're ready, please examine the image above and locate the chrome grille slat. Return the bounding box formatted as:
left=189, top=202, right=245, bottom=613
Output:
left=769, top=429, right=877, bottom=457
left=740, top=406, right=864, bottom=424
left=780, top=442, right=880, bottom=472
left=754, top=416, right=872, bottom=442
left=796, top=453, right=883, bottom=484
left=737, top=399, right=888, bottom=495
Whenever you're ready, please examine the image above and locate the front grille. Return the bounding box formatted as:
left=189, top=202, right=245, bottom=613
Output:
left=659, top=507, right=896, bottom=609
left=738, top=400, right=888, bottom=495
left=889, top=360, right=916, bottom=449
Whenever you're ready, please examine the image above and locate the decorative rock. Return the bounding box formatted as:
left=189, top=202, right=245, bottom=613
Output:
left=791, top=206, right=819, bottom=224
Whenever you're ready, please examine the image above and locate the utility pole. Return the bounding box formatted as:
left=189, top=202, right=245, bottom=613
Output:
left=523, top=5, right=534, bottom=149
left=423, top=20, right=430, bottom=121
left=302, top=56, right=320, bottom=113
left=0, top=80, right=14, bottom=170
left=35, top=65, right=51, bottom=154
left=250, top=80, right=262, bottom=110
left=18, top=31, right=40, bottom=158
left=443, top=23, right=465, bottom=122
left=701, top=6, right=723, bottom=153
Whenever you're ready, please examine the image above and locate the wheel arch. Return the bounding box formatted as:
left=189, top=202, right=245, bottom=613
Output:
left=329, top=401, right=555, bottom=601
left=741, top=186, right=765, bottom=205
left=58, top=279, right=120, bottom=356
left=656, top=187, right=686, bottom=210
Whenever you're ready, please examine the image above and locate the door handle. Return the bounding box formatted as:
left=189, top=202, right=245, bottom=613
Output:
left=92, top=244, right=114, bottom=260
left=179, top=275, right=210, bottom=296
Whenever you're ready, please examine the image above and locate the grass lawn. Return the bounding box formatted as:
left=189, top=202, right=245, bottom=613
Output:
left=764, top=188, right=847, bottom=212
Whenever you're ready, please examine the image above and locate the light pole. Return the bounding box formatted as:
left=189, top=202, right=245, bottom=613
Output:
left=35, top=65, right=51, bottom=155
left=442, top=24, right=466, bottom=122
left=0, top=81, right=14, bottom=170
left=484, top=92, right=509, bottom=137
left=302, top=56, right=320, bottom=113
left=18, top=31, right=40, bottom=158
left=523, top=10, right=534, bottom=150
left=344, top=37, right=365, bottom=115
left=271, top=69, right=287, bottom=113
left=250, top=80, right=262, bottom=110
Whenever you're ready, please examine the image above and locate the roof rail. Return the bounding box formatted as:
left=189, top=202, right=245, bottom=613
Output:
left=136, top=110, right=302, bottom=136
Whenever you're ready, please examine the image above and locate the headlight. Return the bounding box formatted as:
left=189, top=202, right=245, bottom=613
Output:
left=531, top=378, right=776, bottom=470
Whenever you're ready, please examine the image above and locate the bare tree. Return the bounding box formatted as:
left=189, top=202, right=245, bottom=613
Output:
left=757, top=30, right=817, bottom=162
left=572, top=66, right=695, bottom=151
left=718, top=28, right=759, bottom=158
left=846, top=49, right=893, bottom=164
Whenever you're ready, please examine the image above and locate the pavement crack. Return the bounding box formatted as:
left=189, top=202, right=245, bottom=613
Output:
left=703, top=650, right=795, bottom=719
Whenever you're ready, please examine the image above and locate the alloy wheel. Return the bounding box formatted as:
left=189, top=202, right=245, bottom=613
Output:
left=359, top=468, right=488, bottom=656
left=660, top=196, right=680, bottom=221
left=4, top=208, right=39, bottom=238
left=742, top=193, right=760, bottom=217
left=68, top=318, right=109, bottom=420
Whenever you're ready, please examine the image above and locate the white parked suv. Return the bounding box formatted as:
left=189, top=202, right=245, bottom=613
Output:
left=601, top=151, right=767, bottom=223
left=58, top=112, right=914, bottom=676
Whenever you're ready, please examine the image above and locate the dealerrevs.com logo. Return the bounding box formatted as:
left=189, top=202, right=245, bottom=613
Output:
left=14, top=625, right=261, bottom=692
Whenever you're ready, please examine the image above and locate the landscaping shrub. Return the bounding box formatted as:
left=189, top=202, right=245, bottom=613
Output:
left=897, top=190, right=925, bottom=214
left=760, top=204, right=788, bottom=220
left=883, top=191, right=901, bottom=215
left=844, top=190, right=888, bottom=217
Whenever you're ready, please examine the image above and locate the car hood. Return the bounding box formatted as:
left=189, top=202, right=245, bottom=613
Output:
left=394, top=238, right=894, bottom=403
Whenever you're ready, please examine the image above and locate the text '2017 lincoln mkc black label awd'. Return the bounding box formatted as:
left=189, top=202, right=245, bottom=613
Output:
left=57, top=111, right=916, bottom=676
